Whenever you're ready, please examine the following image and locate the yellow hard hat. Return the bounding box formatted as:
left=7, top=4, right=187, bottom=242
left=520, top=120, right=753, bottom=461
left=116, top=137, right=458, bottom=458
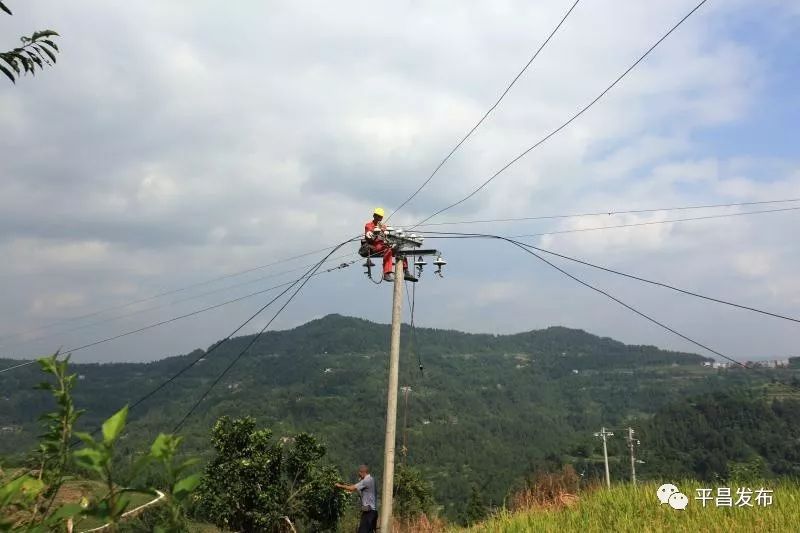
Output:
left=373, top=207, right=385, bottom=218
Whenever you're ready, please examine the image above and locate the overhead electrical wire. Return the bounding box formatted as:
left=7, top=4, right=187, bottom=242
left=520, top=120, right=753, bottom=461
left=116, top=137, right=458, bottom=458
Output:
left=171, top=241, right=353, bottom=432
left=11, top=194, right=793, bottom=347
left=508, top=206, right=800, bottom=239
left=0, top=252, right=356, bottom=351
left=416, top=198, right=800, bottom=227
left=0, top=244, right=350, bottom=343
left=0, top=255, right=358, bottom=374
left=421, top=229, right=800, bottom=326
left=414, top=231, right=800, bottom=391
left=388, top=0, right=583, bottom=220
left=423, top=230, right=754, bottom=367
left=417, top=205, right=800, bottom=240
left=519, top=243, right=800, bottom=325
left=61, top=239, right=357, bottom=448
left=4, top=203, right=794, bottom=375
left=507, top=238, right=750, bottom=368
left=410, top=0, right=710, bottom=228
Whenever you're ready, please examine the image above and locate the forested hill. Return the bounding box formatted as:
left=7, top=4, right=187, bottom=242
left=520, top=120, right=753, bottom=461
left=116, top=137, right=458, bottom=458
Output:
left=3, top=314, right=771, bottom=518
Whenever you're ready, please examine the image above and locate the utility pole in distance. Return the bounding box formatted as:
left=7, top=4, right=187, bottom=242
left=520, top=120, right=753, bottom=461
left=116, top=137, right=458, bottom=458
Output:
left=376, top=228, right=444, bottom=533
left=400, top=386, right=412, bottom=465
left=594, top=427, right=614, bottom=488
left=626, top=427, right=639, bottom=486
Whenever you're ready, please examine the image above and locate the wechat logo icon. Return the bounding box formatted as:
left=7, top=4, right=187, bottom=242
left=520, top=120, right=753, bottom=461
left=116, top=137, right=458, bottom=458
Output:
left=657, top=483, right=688, bottom=510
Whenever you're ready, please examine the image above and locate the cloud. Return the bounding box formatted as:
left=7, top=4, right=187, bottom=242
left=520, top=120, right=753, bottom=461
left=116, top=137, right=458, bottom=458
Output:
left=0, top=0, right=798, bottom=363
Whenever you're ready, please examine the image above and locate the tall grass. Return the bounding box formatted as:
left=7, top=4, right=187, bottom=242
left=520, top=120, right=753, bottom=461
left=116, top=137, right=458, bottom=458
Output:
left=462, top=480, right=800, bottom=533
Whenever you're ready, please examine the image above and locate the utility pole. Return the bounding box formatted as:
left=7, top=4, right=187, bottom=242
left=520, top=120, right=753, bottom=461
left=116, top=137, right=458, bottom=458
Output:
left=380, top=259, right=404, bottom=533
left=375, top=229, right=445, bottom=533
left=594, top=427, right=614, bottom=488
left=400, top=386, right=412, bottom=465
left=626, top=427, right=637, bottom=486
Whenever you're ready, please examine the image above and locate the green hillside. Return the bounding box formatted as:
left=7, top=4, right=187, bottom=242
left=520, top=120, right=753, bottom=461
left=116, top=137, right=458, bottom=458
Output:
left=0, top=315, right=792, bottom=519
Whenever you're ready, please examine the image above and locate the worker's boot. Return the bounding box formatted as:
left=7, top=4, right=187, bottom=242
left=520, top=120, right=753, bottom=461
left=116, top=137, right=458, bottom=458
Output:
left=383, top=272, right=394, bottom=282
left=404, top=270, right=418, bottom=282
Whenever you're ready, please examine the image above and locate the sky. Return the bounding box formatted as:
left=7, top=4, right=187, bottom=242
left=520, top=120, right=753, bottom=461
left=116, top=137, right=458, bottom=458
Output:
left=1, top=0, right=799, bottom=364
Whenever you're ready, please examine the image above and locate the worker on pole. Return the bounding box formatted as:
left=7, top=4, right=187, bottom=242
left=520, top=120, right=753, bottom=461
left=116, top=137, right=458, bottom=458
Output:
left=363, top=207, right=417, bottom=283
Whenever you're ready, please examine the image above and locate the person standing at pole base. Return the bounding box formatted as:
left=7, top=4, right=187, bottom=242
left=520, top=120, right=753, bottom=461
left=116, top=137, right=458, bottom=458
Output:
left=335, top=464, right=378, bottom=533
left=362, top=207, right=417, bottom=283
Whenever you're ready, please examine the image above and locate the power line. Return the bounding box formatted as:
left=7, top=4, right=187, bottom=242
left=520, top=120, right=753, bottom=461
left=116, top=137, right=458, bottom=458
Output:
left=417, top=205, right=800, bottom=240
left=410, top=0, right=710, bottom=228
left=0, top=256, right=358, bottom=374
left=11, top=193, right=784, bottom=347
left=411, top=230, right=797, bottom=376
left=8, top=202, right=787, bottom=372
left=0, top=243, right=349, bottom=343
left=416, top=198, right=800, bottom=227
left=518, top=242, right=800, bottom=325
left=419, top=227, right=800, bottom=326
left=388, top=0, right=583, bottom=220
left=401, top=230, right=800, bottom=392
left=507, top=236, right=749, bottom=368
left=0, top=252, right=356, bottom=351
left=171, top=241, right=350, bottom=432
left=506, top=236, right=800, bottom=394
left=60, top=239, right=355, bottom=450
left=509, top=206, right=800, bottom=239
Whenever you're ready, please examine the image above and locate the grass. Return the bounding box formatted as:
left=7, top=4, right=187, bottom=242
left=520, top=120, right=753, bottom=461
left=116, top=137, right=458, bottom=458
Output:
left=462, top=481, right=800, bottom=533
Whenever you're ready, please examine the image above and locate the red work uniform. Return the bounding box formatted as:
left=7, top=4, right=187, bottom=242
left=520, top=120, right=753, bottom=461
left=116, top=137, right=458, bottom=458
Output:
left=364, top=220, right=408, bottom=276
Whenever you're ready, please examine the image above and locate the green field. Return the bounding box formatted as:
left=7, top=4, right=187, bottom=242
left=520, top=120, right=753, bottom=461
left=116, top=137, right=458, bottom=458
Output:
left=463, top=481, right=800, bottom=533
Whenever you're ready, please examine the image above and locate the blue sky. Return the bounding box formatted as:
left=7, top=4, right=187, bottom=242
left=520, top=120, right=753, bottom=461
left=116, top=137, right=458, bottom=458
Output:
left=1, top=0, right=798, bottom=365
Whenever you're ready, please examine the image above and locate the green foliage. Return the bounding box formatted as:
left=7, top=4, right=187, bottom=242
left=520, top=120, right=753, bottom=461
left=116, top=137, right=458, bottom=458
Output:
left=74, top=406, right=134, bottom=531
left=728, top=456, right=767, bottom=486
left=0, top=2, right=60, bottom=83
left=195, top=416, right=347, bottom=532
left=148, top=434, right=201, bottom=533
left=0, top=353, right=83, bottom=532
left=394, top=464, right=435, bottom=520
left=464, top=486, right=488, bottom=526
left=638, top=392, right=800, bottom=482
left=1, top=355, right=205, bottom=532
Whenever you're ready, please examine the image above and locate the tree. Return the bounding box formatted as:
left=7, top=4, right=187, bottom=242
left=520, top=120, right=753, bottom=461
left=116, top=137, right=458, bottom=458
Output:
left=1, top=1, right=60, bottom=83
left=393, top=465, right=435, bottom=520
left=464, top=485, right=488, bottom=525
left=195, top=416, right=346, bottom=532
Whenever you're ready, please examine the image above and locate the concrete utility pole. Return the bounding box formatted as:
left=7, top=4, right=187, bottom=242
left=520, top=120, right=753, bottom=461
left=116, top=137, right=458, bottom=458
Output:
left=376, top=230, right=444, bottom=533
left=626, top=427, right=637, bottom=486
left=380, top=259, right=404, bottom=533
left=594, top=427, right=614, bottom=488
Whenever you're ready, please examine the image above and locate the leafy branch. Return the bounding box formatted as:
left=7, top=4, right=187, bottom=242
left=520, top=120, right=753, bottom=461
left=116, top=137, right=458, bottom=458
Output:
left=0, top=1, right=60, bottom=83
